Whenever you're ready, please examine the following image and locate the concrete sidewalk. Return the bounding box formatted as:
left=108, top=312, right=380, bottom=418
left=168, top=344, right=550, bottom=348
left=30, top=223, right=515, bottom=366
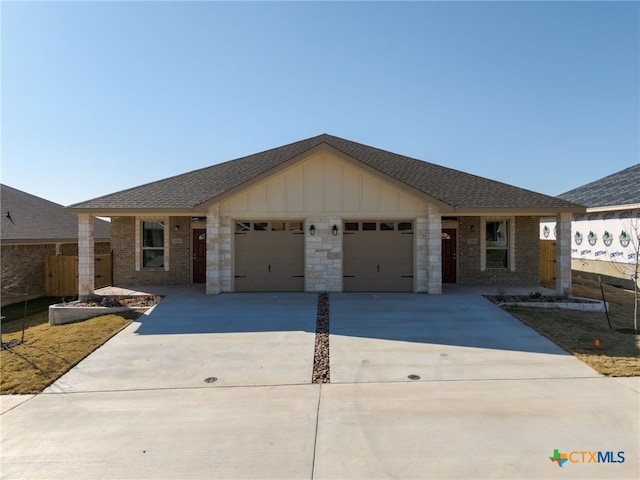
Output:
left=1, top=290, right=638, bottom=479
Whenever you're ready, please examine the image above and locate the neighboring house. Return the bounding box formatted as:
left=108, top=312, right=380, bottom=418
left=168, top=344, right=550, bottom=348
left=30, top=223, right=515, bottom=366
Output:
left=1, top=185, right=111, bottom=306
left=68, top=134, right=582, bottom=297
left=540, top=164, right=640, bottom=289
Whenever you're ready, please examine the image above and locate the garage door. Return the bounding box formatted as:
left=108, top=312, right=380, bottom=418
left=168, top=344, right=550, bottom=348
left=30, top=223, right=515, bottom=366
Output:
left=343, top=221, right=414, bottom=292
left=234, top=221, right=304, bottom=292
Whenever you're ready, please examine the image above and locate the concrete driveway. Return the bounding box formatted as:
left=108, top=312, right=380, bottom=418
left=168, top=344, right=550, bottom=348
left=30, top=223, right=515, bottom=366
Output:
left=44, top=289, right=319, bottom=392
left=1, top=289, right=638, bottom=479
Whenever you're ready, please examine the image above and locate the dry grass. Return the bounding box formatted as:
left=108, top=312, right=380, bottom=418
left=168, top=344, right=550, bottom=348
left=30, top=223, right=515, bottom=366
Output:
left=504, top=281, right=640, bottom=376
left=1, top=311, right=135, bottom=394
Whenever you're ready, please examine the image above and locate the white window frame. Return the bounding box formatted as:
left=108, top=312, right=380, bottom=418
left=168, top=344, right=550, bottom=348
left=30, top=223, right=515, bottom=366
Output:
left=481, top=217, right=515, bottom=272
left=135, top=216, right=170, bottom=271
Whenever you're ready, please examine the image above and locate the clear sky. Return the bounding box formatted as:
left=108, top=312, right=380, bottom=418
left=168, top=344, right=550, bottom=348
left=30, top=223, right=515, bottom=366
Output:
left=2, top=0, right=638, bottom=207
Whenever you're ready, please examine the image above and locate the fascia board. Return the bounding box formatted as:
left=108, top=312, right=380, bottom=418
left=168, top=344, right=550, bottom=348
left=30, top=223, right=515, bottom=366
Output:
left=452, top=206, right=587, bottom=216
left=585, top=203, right=640, bottom=213
left=65, top=207, right=195, bottom=216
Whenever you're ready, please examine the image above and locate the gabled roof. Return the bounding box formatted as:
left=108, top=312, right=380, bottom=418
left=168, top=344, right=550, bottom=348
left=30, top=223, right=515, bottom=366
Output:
left=1, top=185, right=110, bottom=244
left=69, top=134, right=581, bottom=214
left=559, top=164, right=640, bottom=209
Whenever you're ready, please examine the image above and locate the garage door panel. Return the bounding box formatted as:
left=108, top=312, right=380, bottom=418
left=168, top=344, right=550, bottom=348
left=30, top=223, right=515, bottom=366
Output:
left=234, top=221, right=304, bottom=292
left=343, top=221, right=413, bottom=292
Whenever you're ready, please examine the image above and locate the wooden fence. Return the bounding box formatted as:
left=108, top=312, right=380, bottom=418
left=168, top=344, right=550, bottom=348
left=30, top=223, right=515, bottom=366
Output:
left=539, top=240, right=556, bottom=285
left=45, top=254, right=112, bottom=297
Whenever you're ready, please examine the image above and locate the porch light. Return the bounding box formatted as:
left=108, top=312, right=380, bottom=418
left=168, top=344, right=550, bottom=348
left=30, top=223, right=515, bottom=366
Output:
left=309, top=224, right=316, bottom=236
left=332, top=225, right=338, bottom=236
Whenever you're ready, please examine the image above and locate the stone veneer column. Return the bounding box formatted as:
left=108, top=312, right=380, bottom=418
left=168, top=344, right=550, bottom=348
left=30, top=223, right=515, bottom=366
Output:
left=305, top=217, right=342, bottom=292
left=424, top=205, right=442, bottom=294
left=414, top=216, right=428, bottom=292
left=556, top=212, right=572, bottom=296
left=218, top=215, right=233, bottom=292
left=77, top=214, right=95, bottom=300
left=206, top=207, right=221, bottom=295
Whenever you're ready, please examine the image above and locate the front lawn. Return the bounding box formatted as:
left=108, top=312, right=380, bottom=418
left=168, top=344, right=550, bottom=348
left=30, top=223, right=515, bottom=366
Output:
left=503, top=281, right=639, bottom=377
left=1, top=310, right=135, bottom=394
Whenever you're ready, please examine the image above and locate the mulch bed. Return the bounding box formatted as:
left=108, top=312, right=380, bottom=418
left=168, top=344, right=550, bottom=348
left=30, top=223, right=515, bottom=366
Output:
left=70, top=295, right=163, bottom=308
left=485, top=295, right=599, bottom=304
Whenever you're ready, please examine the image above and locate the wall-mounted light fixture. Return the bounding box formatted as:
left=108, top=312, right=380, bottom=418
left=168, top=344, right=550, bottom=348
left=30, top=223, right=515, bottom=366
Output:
left=469, top=224, right=475, bottom=233
left=332, top=225, right=338, bottom=236
left=309, top=224, right=316, bottom=236
left=175, top=225, right=180, bottom=232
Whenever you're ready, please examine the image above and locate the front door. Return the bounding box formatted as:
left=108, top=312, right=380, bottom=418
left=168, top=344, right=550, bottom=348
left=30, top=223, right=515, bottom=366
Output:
left=442, top=228, right=457, bottom=283
left=192, top=229, right=206, bottom=284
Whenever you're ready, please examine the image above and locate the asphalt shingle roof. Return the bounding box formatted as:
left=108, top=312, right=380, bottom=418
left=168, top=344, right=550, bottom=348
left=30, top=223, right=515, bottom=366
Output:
left=559, top=164, right=640, bottom=208
left=69, top=134, right=580, bottom=212
left=1, top=185, right=110, bottom=243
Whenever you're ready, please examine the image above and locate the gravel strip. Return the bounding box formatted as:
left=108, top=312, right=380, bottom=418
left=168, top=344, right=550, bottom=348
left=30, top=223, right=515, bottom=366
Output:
left=312, top=293, right=330, bottom=384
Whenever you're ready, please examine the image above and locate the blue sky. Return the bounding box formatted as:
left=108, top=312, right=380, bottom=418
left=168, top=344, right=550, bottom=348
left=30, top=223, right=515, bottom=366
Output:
left=2, top=1, right=638, bottom=207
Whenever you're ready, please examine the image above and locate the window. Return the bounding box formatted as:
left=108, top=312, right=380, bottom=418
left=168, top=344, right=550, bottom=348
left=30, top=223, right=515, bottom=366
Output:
left=288, top=221, right=303, bottom=233
left=344, top=222, right=359, bottom=231
left=486, top=220, right=508, bottom=268
left=380, top=222, right=394, bottom=231
left=142, top=221, right=165, bottom=268
left=398, top=222, right=413, bottom=232
left=253, top=222, right=268, bottom=231
left=235, top=222, right=250, bottom=233
left=362, top=222, right=377, bottom=231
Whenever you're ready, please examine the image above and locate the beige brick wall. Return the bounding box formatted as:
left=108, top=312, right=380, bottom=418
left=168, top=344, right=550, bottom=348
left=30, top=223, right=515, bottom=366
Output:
left=458, top=216, right=540, bottom=287
left=111, top=216, right=190, bottom=285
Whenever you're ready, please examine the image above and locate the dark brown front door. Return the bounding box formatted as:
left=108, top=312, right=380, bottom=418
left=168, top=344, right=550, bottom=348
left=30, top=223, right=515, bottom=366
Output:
left=442, top=228, right=457, bottom=283
left=193, top=229, right=206, bottom=284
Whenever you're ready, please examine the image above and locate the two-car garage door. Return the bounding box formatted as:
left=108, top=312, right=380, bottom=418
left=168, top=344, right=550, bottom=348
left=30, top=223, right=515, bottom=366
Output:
left=233, top=220, right=414, bottom=292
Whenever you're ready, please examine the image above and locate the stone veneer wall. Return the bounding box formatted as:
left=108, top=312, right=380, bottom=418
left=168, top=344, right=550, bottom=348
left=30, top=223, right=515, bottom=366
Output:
left=458, top=216, right=540, bottom=287
left=111, top=216, right=190, bottom=285
left=205, top=211, right=232, bottom=294
left=305, top=217, right=342, bottom=292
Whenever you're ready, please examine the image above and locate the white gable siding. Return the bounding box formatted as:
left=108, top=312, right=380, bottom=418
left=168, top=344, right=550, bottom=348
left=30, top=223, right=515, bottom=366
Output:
left=220, top=151, right=428, bottom=217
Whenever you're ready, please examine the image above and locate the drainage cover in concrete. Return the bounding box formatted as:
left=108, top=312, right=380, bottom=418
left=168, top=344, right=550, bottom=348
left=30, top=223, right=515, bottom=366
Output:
left=407, top=374, right=421, bottom=381
left=204, top=377, right=218, bottom=384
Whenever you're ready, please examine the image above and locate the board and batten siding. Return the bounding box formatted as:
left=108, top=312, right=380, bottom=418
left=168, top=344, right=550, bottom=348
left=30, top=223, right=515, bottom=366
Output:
left=220, top=151, right=429, bottom=217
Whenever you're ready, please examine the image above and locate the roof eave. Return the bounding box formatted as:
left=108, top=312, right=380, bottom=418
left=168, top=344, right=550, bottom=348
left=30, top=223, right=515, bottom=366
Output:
left=2, top=237, right=110, bottom=245
left=65, top=207, right=197, bottom=216
left=585, top=202, right=640, bottom=213
left=452, top=205, right=586, bottom=216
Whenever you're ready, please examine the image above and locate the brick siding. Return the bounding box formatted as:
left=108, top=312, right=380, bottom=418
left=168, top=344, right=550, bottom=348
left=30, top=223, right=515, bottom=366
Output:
left=111, top=216, right=190, bottom=285
left=458, top=216, right=540, bottom=287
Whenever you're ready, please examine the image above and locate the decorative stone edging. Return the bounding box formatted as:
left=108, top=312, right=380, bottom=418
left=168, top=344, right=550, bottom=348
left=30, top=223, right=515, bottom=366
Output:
left=312, top=292, right=330, bottom=384
left=497, top=297, right=607, bottom=312
left=48, top=303, right=156, bottom=326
